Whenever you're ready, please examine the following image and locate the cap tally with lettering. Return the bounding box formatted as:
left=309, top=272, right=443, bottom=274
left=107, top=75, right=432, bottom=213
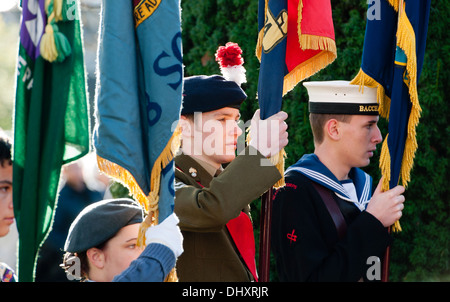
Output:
left=303, top=80, right=379, bottom=115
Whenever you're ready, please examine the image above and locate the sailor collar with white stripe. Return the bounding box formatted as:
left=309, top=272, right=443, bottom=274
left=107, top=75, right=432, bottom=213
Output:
left=285, top=154, right=373, bottom=211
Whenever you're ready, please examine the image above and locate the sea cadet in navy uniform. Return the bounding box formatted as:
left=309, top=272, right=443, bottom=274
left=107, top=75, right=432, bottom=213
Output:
left=174, top=43, right=289, bottom=281
left=271, top=81, right=405, bottom=282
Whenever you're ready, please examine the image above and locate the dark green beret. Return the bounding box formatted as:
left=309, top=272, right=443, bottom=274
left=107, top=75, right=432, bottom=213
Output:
left=181, top=75, right=247, bottom=115
left=64, top=198, right=144, bottom=253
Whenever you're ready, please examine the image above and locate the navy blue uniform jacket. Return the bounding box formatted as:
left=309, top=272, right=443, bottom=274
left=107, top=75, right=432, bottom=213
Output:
left=271, top=171, right=391, bottom=282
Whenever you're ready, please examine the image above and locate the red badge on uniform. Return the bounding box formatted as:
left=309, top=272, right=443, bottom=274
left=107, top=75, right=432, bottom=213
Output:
left=287, top=229, right=297, bottom=244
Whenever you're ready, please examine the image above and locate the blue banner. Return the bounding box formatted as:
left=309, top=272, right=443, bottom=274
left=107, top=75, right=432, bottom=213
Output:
left=94, top=0, right=182, bottom=223
left=352, top=0, right=430, bottom=191
left=351, top=0, right=431, bottom=231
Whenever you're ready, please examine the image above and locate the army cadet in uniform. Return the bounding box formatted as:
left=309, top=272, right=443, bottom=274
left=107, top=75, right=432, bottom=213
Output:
left=62, top=198, right=183, bottom=282
left=173, top=72, right=289, bottom=281
left=271, top=81, right=405, bottom=282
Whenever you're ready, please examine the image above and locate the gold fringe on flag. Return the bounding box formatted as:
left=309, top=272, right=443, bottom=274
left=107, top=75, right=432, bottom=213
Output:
left=270, top=149, right=287, bottom=188
left=396, top=1, right=421, bottom=188
left=255, top=0, right=268, bottom=60
left=350, top=69, right=391, bottom=119
left=282, top=50, right=336, bottom=96
left=284, top=0, right=337, bottom=95
left=97, top=124, right=182, bottom=280
left=387, top=0, right=400, bottom=12
left=351, top=0, right=420, bottom=233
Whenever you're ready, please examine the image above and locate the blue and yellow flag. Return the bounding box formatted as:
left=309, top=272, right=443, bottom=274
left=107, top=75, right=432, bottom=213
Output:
left=93, top=0, right=182, bottom=261
left=351, top=0, right=431, bottom=231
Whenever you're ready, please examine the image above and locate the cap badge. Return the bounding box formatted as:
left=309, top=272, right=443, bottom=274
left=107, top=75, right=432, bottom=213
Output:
left=189, top=167, right=197, bottom=178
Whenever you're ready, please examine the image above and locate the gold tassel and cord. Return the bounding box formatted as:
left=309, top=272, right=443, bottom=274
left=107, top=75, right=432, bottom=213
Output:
left=97, top=125, right=182, bottom=281
left=270, top=149, right=287, bottom=188
left=40, top=0, right=72, bottom=63
left=350, top=0, right=420, bottom=232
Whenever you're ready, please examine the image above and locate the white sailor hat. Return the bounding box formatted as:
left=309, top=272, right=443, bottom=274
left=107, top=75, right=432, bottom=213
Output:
left=303, top=80, right=379, bottom=115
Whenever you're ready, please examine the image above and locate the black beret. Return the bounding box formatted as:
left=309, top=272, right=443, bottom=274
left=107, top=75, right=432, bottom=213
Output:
left=64, top=198, right=144, bottom=253
left=181, top=75, right=247, bottom=115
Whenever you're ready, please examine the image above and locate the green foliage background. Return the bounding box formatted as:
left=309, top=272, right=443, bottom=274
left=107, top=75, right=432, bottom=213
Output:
left=178, top=0, right=449, bottom=281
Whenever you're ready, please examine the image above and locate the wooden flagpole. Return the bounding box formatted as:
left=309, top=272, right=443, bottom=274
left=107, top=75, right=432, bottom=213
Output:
left=381, top=0, right=405, bottom=283
left=258, top=188, right=273, bottom=282
left=381, top=226, right=391, bottom=282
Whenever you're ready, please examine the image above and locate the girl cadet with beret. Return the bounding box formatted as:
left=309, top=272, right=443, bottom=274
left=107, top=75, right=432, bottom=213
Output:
left=62, top=198, right=183, bottom=282
left=173, top=43, right=289, bottom=282
left=271, top=81, right=405, bottom=282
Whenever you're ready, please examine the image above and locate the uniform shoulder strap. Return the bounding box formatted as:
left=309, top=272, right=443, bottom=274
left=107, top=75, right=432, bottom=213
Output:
left=311, top=181, right=347, bottom=240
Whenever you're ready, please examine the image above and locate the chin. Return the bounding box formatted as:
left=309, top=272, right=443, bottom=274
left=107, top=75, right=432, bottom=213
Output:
left=360, top=158, right=371, bottom=167
left=218, top=154, right=236, bottom=164
left=0, top=226, right=9, bottom=237
left=352, top=158, right=370, bottom=168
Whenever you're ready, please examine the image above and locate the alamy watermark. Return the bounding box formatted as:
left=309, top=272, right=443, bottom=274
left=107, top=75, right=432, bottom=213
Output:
left=63, top=255, right=82, bottom=281
left=367, top=0, right=381, bottom=21
left=64, top=0, right=81, bottom=21
left=175, top=112, right=282, bottom=167
left=366, top=256, right=381, bottom=281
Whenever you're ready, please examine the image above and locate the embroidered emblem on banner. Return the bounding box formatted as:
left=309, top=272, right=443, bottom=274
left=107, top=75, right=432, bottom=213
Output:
left=287, top=229, right=297, bottom=244
left=134, top=0, right=162, bottom=27
left=262, top=8, right=287, bottom=53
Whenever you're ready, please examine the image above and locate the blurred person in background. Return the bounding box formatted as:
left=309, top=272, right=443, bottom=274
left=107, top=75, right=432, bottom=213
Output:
left=36, top=157, right=104, bottom=281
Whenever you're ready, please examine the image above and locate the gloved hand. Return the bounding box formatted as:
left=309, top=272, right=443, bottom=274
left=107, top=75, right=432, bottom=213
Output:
left=145, top=213, right=183, bottom=258
left=248, top=109, right=289, bottom=157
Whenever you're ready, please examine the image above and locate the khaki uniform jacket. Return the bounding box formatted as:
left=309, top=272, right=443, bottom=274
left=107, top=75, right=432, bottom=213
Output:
left=173, top=146, right=281, bottom=282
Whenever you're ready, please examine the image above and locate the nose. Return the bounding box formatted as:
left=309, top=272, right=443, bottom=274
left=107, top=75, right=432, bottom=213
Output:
left=373, top=125, right=383, bottom=144
left=228, top=120, right=243, bottom=137
left=235, top=122, right=243, bottom=137
left=8, top=193, right=13, bottom=211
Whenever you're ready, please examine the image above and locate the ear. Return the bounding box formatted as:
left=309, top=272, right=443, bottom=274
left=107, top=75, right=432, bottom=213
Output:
left=86, top=247, right=105, bottom=269
left=179, top=115, right=193, bottom=137
left=324, top=119, right=341, bottom=141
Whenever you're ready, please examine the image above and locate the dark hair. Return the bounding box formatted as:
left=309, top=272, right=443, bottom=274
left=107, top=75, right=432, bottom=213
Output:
left=0, top=135, right=12, bottom=167
left=60, top=252, right=89, bottom=281
left=182, top=113, right=194, bottom=121
left=61, top=241, right=108, bottom=281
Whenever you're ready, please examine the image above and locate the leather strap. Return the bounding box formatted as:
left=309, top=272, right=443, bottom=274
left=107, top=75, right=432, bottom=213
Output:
left=311, top=181, right=347, bottom=240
